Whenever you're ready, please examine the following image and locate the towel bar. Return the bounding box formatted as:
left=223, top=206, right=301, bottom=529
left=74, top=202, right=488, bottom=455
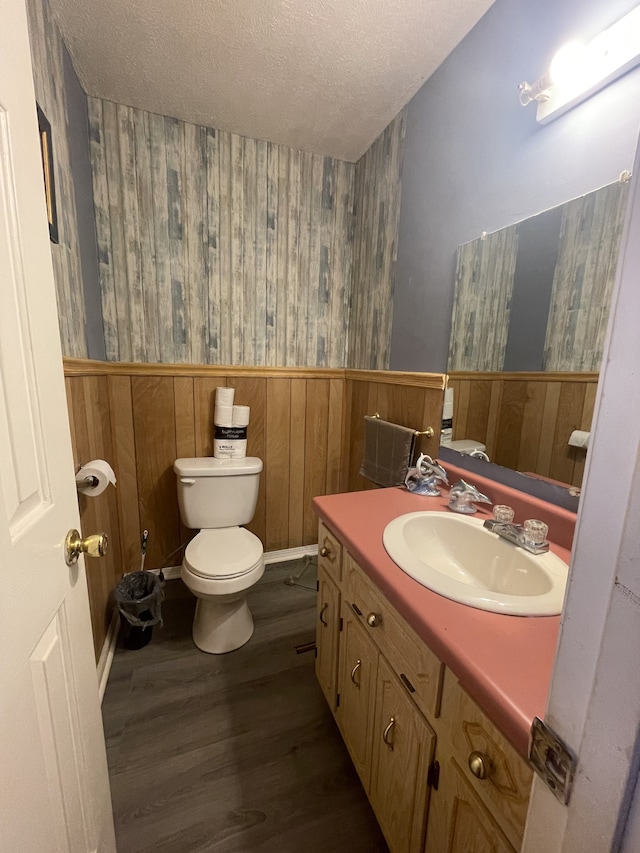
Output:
left=369, top=412, right=434, bottom=438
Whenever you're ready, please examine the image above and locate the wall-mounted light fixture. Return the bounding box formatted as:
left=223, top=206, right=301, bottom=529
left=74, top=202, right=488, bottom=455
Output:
left=518, top=5, right=640, bottom=124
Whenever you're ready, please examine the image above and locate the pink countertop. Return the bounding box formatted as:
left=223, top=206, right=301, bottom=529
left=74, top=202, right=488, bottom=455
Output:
left=313, top=463, right=576, bottom=758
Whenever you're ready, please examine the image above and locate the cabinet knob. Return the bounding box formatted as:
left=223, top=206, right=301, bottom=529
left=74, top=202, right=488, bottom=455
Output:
left=367, top=612, right=382, bottom=628
left=320, top=546, right=330, bottom=558
left=469, top=751, right=494, bottom=780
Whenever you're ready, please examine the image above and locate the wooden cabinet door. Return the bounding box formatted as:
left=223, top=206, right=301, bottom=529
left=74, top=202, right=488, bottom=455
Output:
left=424, top=756, right=516, bottom=853
left=336, top=604, right=379, bottom=789
left=315, top=565, right=341, bottom=710
left=369, top=655, right=436, bottom=853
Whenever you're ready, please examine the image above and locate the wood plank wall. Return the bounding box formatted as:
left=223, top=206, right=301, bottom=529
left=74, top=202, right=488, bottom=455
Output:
left=64, top=359, right=446, bottom=661
left=88, top=98, right=358, bottom=368
left=448, top=372, right=599, bottom=487
left=344, top=370, right=446, bottom=492
left=65, top=375, right=123, bottom=659
left=348, top=109, right=406, bottom=369
left=27, top=0, right=87, bottom=357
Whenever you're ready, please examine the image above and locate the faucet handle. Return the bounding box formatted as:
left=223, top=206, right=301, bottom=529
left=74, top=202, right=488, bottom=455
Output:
left=492, top=505, right=515, bottom=523
left=523, top=519, right=549, bottom=549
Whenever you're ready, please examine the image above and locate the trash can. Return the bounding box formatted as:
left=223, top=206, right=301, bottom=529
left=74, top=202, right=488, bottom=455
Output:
left=114, top=571, right=164, bottom=649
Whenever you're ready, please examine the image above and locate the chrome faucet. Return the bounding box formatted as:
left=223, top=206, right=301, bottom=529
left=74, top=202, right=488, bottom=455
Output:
left=483, top=517, right=550, bottom=555
left=448, top=479, right=492, bottom=514
left=405, top=454, right=449, bottom=496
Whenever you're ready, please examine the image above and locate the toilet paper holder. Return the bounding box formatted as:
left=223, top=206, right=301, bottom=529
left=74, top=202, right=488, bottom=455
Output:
left=79, top=474, right=99, bottom=488
left=74, top=459, right=117, bottom=496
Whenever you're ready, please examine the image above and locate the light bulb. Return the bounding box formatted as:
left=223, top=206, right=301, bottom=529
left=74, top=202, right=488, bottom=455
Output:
left=549, top=41, right=589, bottom=89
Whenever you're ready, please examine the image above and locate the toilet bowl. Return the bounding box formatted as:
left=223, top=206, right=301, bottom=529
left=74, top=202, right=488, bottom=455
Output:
left=181, top=528, right=264, bottom=653
left=174, top=456, right=264, bottom=654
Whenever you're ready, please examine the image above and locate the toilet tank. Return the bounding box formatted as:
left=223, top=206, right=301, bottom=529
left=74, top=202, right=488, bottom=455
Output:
left=174, top=457, right=263, bottom=529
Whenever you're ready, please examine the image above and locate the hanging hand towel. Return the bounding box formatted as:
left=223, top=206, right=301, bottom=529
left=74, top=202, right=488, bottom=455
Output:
left=359, top=416, right=416, bottom=487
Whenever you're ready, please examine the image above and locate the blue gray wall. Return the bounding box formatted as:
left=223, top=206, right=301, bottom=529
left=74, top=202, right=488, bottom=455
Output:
left=63, top=48, right=105, bottom=360
left=391, top=0, right=640, bottom=371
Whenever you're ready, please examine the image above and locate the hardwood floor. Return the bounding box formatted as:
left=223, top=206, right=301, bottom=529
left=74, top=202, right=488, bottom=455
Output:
left=102, top=560, right=389, bottom=852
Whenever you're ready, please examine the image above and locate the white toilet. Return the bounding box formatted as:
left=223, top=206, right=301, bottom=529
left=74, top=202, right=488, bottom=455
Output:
left=174, top=456, right=265, bottom=654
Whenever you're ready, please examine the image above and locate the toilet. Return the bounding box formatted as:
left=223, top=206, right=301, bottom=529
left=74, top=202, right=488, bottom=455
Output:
left=447, top=439, right=488, bottom=457
left=174, top=456, right=265, bottom=654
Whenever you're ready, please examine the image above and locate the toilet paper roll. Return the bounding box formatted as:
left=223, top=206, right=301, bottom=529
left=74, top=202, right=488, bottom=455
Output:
left=214, top=404, right=234, bottom=426
left=232, top=405, right=250, bottom=427
left=568, top=429, right=590, bottom=449
left=215, top=387, right=235, bottom=406
left=75, top=459, right=117, bottom=497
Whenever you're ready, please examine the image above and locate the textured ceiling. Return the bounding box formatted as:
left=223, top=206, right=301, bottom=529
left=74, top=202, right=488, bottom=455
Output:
left=48, top=0, right=494, bottom=162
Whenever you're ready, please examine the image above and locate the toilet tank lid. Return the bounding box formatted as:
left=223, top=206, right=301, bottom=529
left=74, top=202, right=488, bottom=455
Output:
left=174, top=457, right=263, bottom=477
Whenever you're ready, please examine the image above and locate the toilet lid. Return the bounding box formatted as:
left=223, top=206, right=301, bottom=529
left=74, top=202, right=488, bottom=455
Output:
left=184, top=528, right=263, bottom=580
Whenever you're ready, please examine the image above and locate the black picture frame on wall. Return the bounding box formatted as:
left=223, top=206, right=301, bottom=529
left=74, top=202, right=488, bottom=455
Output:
left=36, top=103, right=58, bottom=244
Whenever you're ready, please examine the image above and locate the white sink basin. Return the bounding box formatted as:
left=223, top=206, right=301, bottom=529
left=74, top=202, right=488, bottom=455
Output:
left=382, top=512, right=568, bottom=616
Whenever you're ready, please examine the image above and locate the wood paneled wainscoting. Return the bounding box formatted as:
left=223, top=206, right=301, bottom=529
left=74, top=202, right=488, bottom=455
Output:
left=448, top=371, right=599, bottom=488
left=63, top=359, right=446, bottom=662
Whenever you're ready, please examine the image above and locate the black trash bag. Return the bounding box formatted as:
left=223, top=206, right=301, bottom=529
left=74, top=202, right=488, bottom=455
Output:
left=114, top=571, right=164, bottom=649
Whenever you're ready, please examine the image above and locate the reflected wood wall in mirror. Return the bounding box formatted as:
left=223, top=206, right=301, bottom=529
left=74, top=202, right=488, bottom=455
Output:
left=448, top=180, right=629, bottom=373
left=448, top=372, right=598, bottom=488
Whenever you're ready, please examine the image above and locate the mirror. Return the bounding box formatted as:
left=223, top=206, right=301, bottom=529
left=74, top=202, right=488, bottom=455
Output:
left=444, top=179, right=629, bottom=494
left=448, top=179, right=629, bottom=373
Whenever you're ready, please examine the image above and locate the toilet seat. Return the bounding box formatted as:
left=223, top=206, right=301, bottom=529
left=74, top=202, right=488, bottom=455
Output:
left=184, top=528, right=263, bottom=580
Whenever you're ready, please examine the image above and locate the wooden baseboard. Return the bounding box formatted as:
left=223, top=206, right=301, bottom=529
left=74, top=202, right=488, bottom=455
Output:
left=97, top=609, right=120, bottom=704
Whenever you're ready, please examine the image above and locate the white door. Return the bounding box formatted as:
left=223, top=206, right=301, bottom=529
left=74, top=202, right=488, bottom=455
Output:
left=0, top=0, right=116, bottom=850
left=522, top=135, right=640, bottom=849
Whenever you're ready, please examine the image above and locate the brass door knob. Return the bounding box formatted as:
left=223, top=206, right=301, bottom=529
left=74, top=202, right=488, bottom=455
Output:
left=468, top=751, right=494, bottom=780
left=65, top=529, right=108, bottom=566
left=320, top=546, right=330, bottom=558
left=367, top=612, right=382, bottom=628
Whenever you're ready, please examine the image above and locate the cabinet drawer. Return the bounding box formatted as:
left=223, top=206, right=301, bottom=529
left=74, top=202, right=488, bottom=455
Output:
left=439, top=669, right=532, bottom=850
left=343, top=553, right=443, bottom=721
left=318, top=521, right=342, bottom=584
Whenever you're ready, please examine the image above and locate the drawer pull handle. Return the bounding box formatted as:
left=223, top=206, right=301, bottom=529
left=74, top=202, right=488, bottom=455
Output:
left=351, top=602, right=363, bottom=616
left=319, top=603, right=329, bottom=626
left=350, top=659, right=362, bottom=687
left=367, top=612, right=382, bottom=628
left=382, top=716, right=396, bottom=751
left=320, top=546, right=330, bottom=558
left=400, top=673, right=415, bottom=693
left=469, top=751, right=494, bottom=780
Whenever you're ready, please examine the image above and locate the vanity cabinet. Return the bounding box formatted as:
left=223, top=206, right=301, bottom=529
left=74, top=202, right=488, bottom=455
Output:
left=336, top=600, right=436, bottom=853
left=424, top=754, right=516, bottom=853
left=336, top=603, right=379, bottom=781
left=315, top=520, right=533, bottom=853
left=435, top=671, right=532, bottom=851
left=368, top=655, right=436, bottom=853
left=315, top=566, right=341, bottom=709
left=315, top=522, right=343, bottom=709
